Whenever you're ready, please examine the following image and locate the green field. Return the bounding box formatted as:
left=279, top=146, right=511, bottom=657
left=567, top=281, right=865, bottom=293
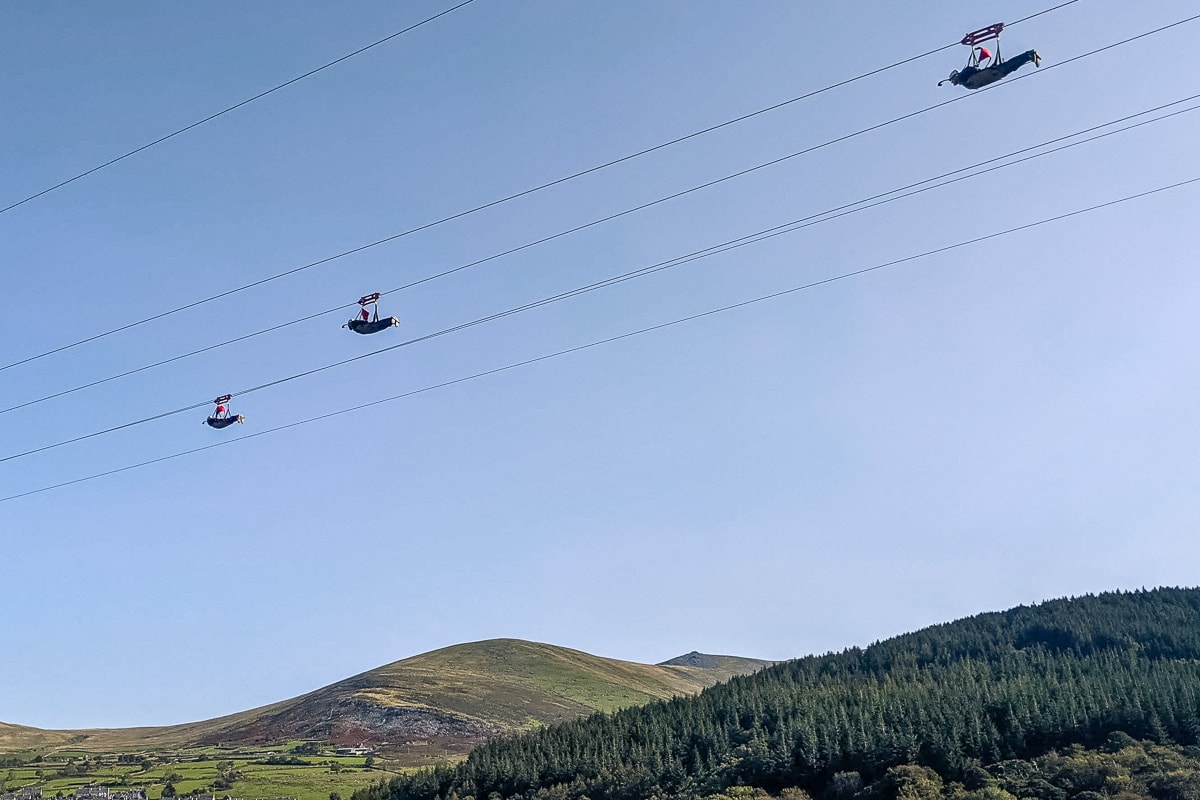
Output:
left=0, top=748, right=411, bottom=800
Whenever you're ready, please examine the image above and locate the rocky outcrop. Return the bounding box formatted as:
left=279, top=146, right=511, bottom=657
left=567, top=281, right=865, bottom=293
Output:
left=200, top=698, right=494, bottom=748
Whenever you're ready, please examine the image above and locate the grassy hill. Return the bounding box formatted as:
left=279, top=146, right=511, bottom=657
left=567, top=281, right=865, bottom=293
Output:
left=0, top=721, right=78, bottom=751
left=0, top=639, right=771, bottom=762
left=184, top=639, right=770, bottom=757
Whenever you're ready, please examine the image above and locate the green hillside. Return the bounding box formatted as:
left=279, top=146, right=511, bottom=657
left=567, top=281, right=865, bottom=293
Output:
left=0, top=639, right=771, bottom=762
left=364, top=588, right=1200, bottom=800
left=186, top=638, right=769, bottom=757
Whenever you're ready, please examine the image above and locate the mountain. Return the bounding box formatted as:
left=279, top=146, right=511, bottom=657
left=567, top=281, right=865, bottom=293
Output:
left=658, top=651, right=777, bottom=680
left=189, top=639, right=771, bottom=755
left=0, top=639, right=771, bottom=761
left=367, top=588, right=1200, bottom=800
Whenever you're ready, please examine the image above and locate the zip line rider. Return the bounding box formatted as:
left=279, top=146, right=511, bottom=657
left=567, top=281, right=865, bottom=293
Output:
left=345, top=292, right=400, bottom=335
left=205, top=395, right=244, bottom=429
left=939, top=23, right=1041, bottom=90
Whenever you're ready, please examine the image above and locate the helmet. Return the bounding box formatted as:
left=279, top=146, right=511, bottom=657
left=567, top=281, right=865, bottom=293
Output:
left=948, top=70, right=960, bottom=84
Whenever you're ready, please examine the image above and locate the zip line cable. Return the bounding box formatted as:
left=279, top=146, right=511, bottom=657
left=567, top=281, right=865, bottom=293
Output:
left=3, top=101, right=1196, bottom=458
left=0, top=0, right=1084, bottom=222
left=448, top=101, right=1200, bottom=335
left=1008, top=1, right=1084, bottom=24
left=0, top=0, right=1092, bottom=375
left=4, top=92, right=1197, bottom=418
left=4, top=171, right=1196, bottom=505
left=0, top=0, right=479, bottom=218
left=4, top=8, right=1185, bottom=463
left=3, top=157, right=1197, bottom=468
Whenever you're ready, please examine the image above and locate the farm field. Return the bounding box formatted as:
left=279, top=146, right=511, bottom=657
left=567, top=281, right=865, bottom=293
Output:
left=0, top=747, right=412, bottom=800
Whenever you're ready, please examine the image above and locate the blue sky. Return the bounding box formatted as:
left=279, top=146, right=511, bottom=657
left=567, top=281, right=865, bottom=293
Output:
left=2, top=0, right=1198, bottom=729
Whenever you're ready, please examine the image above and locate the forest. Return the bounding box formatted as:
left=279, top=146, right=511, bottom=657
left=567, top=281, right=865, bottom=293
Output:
left=355, top=589, right=1200, bottom=800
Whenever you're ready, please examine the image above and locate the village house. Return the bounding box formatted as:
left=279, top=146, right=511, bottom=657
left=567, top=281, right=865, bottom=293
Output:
left=0, top=788, right=40, bottom=800
left=108, top=791, right=146, bottom=800
left=333, top=747, right=373, bottom=757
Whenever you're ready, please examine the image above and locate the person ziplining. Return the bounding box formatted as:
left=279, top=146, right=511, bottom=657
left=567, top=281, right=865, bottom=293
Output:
left=205, top=394, right=244, bottom=429
left=344, top=292, right=400, bottom=335
left=939, top=23, right=1041, bottom=89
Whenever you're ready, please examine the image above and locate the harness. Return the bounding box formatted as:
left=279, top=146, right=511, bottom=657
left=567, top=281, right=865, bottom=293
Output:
left=358, top=293, right=382, bottom=324
left=211, top=394, right=233, bottom=419
left=961, top=22, right=1005, bottom=67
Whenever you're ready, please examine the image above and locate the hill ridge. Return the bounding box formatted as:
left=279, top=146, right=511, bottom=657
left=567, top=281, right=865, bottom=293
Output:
left=0, top=638, right=773, bottom=761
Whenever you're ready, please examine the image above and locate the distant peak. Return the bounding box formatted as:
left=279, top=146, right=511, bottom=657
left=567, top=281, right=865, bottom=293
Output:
left=659, top=652, right=777, bottom=673
left=660, top=652, right=725, bottom=668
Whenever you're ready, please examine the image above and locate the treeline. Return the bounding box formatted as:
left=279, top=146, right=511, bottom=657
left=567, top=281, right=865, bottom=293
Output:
left=694, top=737, right=1200, bottom=800
left=354, top=588, right=1200, bottom=800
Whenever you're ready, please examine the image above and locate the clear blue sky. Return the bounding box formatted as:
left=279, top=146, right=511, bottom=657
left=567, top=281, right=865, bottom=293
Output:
left=2, top=0, right=1198, bottom=730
